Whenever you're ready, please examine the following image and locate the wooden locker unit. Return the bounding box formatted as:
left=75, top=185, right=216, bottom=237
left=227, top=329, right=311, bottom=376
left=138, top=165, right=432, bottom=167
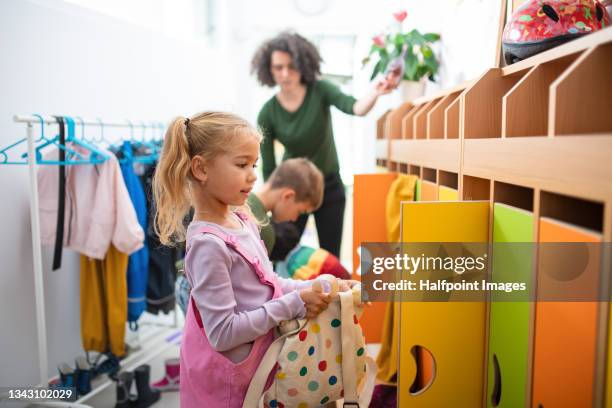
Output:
left=421, top=167, right=438, bottom=201
left=353, top=173, right=398, bottom=343
left=372, top=27, right=612, bottom=406
left=398, top=201, right=489, bottom=408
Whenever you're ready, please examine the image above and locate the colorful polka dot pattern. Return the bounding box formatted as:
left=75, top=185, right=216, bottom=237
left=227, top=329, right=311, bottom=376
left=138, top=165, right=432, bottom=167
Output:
left=265, top=304, right=368, bottom=406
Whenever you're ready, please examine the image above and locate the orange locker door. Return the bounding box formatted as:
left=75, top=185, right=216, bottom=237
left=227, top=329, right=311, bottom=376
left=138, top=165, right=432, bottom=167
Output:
left=353, top=173, right=397, bottom=342
left=531, top=217, right=602, bottom=408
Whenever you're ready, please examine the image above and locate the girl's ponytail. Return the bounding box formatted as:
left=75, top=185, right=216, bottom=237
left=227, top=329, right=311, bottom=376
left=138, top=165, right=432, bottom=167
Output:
left=153, top=117, right=192, bottom=246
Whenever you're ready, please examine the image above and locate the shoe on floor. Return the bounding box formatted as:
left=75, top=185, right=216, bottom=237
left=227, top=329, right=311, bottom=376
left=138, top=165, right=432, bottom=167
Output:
left=152, top=358, right=179, bottom=392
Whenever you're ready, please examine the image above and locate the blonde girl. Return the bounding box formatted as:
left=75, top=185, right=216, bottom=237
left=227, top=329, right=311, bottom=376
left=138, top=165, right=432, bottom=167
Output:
left=153, top=112, right=331, bottom=407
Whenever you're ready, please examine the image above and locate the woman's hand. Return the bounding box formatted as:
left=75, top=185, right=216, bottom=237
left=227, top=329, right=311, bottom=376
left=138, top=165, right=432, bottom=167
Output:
left=299, top=288, right=331, bottom=319
left=374, top=78, right=395, bottom=96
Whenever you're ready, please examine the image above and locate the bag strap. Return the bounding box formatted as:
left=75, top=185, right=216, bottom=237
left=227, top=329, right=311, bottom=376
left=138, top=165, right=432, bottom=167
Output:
left=242, top=320, right=307, bottom=408
left=191, top=225, right=269, bottom=284
left=340, top=290, right=377, bottom=408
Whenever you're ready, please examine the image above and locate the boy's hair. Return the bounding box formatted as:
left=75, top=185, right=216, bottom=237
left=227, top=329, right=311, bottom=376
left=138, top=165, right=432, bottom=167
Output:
left=153, top=112, right=262, bottom=246
left=268, top=158, right=324, bottom=210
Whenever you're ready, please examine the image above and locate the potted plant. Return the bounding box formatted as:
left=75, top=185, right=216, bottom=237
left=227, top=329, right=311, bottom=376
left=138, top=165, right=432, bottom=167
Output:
left=363, top=10, right=441, bottom=101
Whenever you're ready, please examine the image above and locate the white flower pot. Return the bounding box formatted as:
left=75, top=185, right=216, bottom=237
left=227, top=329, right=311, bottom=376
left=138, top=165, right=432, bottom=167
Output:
left=399, top=79, right=426, bottom=102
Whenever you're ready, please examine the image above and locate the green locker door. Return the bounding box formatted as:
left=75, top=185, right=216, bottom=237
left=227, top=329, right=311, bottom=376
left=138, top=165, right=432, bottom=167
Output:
left=487, top=203, right=534, bottom=408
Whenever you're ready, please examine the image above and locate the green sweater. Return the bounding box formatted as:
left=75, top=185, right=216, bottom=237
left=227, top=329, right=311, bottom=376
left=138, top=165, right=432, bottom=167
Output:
left=247, top=193, right=275, bottom=254
left=257, top=79, right=357, bottom=180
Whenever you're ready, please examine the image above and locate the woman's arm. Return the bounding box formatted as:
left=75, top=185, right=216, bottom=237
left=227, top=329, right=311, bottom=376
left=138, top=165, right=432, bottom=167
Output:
left=352, top=79, right=394, bottom=116
left=257, top=107, right=277, bottom=181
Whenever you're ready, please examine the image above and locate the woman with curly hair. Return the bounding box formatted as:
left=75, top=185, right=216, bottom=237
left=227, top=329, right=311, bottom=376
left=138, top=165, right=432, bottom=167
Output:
left=252, top=31, right=392, bottom=258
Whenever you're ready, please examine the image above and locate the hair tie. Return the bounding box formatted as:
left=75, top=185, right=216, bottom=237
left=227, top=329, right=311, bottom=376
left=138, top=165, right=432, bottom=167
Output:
left=184, top=118, right=190, bottom=127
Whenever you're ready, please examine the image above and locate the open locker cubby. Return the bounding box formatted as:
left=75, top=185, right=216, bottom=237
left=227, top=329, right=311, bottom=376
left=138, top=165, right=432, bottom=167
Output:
left=438, top=170, right=458, bottom=190
left=414, top=99, right=440, bottom=139
left=502, top=53, right=579, bottom=138
left=377, top=110, right=391, bottom=139
left=463, top=175, right=491, bottom=201
left=387, top=102, right=414, bottom=139
left=493, top=181, right=534, bottom=213
left=399, top=163, right=408, bottom=174
left=428, top=92, right=461, bottom=139
left=540, top=191, right=604, bottom=233
left=390, top=161, right=400, bottom=172
left=401, top=105, right=421, bottom=139
left=463, top=69, right=526, bottom=139
left=444, top=96, right=461, bottom=139
left=550, top=42, right=612, bottom=137
left=409, top=165, right=421, bottom=177
left=422, top=167, right=437, bottom=183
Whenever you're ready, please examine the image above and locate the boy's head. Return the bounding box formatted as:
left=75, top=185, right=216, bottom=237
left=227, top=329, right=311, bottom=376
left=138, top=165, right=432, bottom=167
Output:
left=267, top=158, right=324, bottom=222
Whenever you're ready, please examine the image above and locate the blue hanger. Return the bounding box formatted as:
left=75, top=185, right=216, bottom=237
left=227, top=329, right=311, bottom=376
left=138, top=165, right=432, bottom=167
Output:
left=20, top=116, right=109, bottom=164
left=120, top=120, right=157, bottom=164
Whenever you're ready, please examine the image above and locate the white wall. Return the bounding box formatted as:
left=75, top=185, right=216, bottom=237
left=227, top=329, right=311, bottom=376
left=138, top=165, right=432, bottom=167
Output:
left=0, top=0, right=504, bottom=386
left=0, top=0, right=231, bottom=386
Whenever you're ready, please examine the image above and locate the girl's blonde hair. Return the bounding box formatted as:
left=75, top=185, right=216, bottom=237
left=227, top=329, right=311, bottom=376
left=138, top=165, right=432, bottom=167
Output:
left=153, top=111, right=262, bottom=246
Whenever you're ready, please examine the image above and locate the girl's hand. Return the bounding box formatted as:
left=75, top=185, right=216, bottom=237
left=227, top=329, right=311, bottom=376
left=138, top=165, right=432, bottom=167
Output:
left=338, top=279, right=361, bottom=292
left=299, top=288, right=331, bottom=319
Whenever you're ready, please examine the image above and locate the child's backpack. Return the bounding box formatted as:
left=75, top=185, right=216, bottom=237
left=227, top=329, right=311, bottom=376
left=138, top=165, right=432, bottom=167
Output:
left=243, top=275, right=377, bottom=408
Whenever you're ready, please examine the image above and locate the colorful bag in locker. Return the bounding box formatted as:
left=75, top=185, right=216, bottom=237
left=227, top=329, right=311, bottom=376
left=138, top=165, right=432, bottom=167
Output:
left=243, top=275, right=376, bottom=408
left=283, top=245, right=351, bottom=281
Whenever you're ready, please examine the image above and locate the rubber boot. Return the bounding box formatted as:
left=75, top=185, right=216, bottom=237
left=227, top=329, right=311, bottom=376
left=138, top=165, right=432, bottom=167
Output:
left=75, top=356, right=92, bottom=396
left=115, top=371, right=134, bottom=408
left=152, top=358, right=180, bottom=391
left=133, top=364, right=161, bottom=408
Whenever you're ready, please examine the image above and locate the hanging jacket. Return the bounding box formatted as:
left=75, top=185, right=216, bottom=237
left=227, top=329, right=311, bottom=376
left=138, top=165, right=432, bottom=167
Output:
left=118, top=142, right=149, bottom=324
left=141, top=164, right=179, bottom=315
left=376, top=174, right=418, bottom=384
left=38, top=144, right=144, bottom=259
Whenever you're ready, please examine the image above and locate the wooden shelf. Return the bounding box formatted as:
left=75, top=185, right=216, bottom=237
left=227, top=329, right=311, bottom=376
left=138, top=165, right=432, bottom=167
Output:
left=463, top=135, right=612, bottom=203
left=414, top=99, right=440, bottom=139
left=401, top=105, right=420, bottom=139
left=463, top=68, right=526, bottom=139
left=549, top=42, right=612, bottom=136
left=377, top=110, right=391, bottom=139
left=463, top=175, right=491, bottom=201
left=439, top=169, right=459, bottom=189
left=540, top=191, right=604, bottom=233
left=376, top=139, right=388, bottom=160
left=390, top=139, right=461, bottom=172
left=428, top=92, right=461, bottom=139
left=444, top=96, right=461, bottom=139
left=502, top=54, right=578, bottom=137
left=409, top=164, right=421, bottom=176
left=386, top=102, right=414, bottom=139
left=493, top=181, right=534, bottom=212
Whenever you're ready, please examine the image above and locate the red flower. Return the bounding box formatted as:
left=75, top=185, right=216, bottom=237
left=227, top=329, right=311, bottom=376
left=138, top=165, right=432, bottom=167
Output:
left=372, top=35, right=385, bottom=47
left=393, top=10, right=408, bottom=23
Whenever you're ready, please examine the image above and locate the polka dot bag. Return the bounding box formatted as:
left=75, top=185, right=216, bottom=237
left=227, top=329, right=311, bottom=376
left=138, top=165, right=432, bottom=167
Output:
left=243, top=275, right=376, bottom=408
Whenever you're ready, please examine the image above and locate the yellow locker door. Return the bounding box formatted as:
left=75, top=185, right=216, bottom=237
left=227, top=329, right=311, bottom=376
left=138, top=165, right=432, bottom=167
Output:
left=399, top=201, right=489, bottom=408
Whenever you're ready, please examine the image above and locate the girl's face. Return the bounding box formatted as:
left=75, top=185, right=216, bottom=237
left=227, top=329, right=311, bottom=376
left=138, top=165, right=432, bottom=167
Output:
left=198, top=133, right=259, bottom=207
left=270, top=50, right=302, bottom=89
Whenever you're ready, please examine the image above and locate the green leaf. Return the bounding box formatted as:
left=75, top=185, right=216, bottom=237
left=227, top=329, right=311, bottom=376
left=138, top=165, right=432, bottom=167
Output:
left=409, top=29, right=426, bottom=46
left=423, top=33, right=440, bottom=42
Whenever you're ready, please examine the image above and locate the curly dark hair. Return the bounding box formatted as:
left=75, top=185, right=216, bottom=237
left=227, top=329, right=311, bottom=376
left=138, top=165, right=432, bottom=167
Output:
left=251, top=31, right=322, bottom=87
